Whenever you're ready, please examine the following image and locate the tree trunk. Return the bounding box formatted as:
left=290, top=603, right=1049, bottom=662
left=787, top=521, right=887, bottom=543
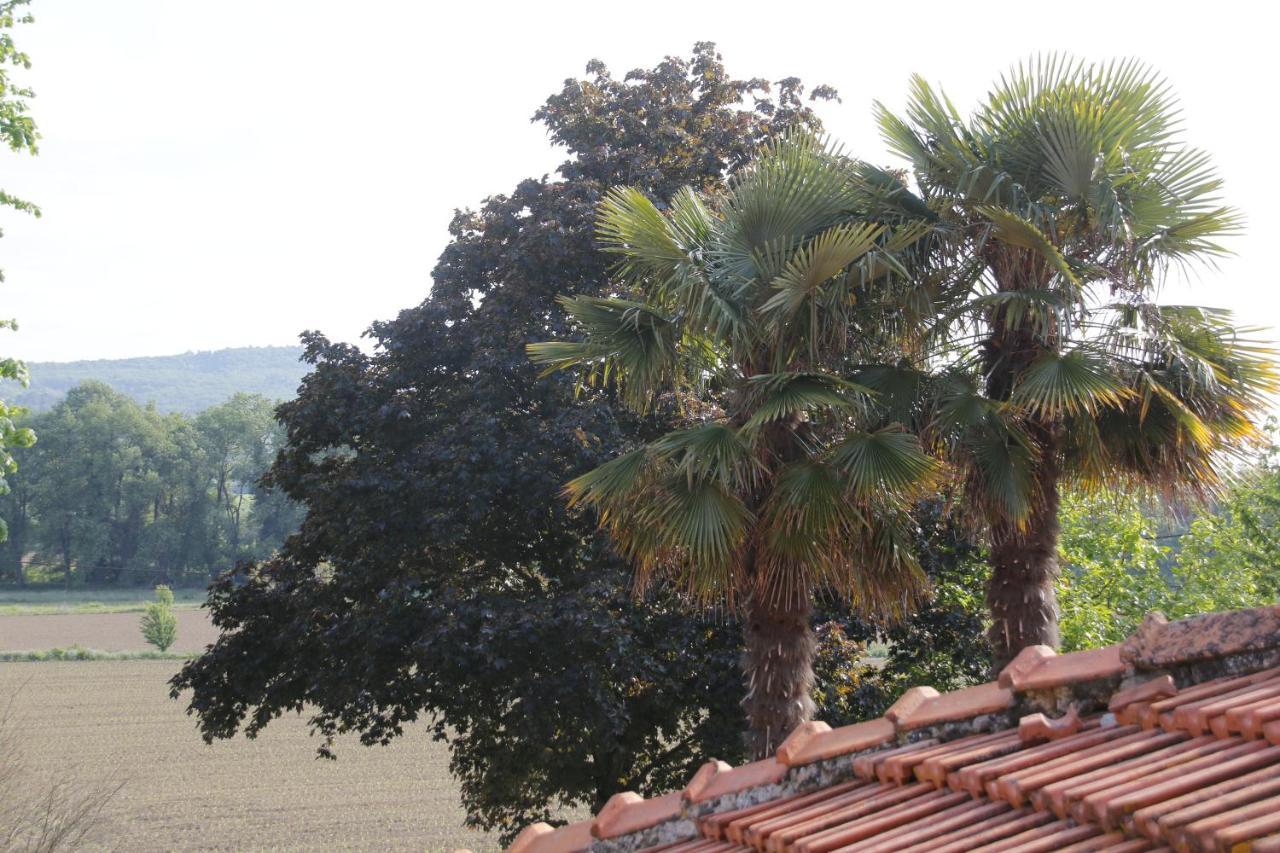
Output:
left=741, top=587, right=816, bottom=761
left=986, top=444, right=1062, bottom=674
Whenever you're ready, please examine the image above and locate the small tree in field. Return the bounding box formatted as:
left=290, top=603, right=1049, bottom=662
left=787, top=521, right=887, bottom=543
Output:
left=140, top=586, right=177, bottom=652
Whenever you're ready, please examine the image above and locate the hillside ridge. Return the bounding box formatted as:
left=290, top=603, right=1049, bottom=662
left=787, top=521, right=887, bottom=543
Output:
left=3, top=345, right=308, bottom=414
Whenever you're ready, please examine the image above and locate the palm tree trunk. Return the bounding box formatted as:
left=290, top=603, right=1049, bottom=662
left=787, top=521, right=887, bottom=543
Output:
left=741, top=587, right=816, bottom=760
left=986, top=439, right=1061, bottom=673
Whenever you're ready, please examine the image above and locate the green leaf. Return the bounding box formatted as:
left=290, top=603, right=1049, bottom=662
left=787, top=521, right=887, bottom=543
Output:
left=759, top=222, right=885, bottom=319
left=649, top=423, right=758, bottom=490
left=827, top=428, right=936, bottom=499
left=1011, top=351, right=1129, bottom=418
left=975, top=206, right=1079, bottom=288
left=741, top=372, right=873, bottom=431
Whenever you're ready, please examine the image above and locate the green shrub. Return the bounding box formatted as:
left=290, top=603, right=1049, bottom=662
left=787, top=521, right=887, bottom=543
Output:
left=139, top=586, right=177, bottom=652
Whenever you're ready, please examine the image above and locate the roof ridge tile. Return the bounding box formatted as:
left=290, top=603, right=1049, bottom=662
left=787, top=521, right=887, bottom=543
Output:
left=776, top=717, right=894, bottom=768
left=591, top=790, right=683, bottom=840
left=884, top=685, right=939, bottom=726
left=999, top=644, right=1123, bottom=692
left=889, top=681, right=1014, bottom=733
left=997, top=645, right=1057, bottom=689
left=1120, top=605, right=1280, bottom=670
left=681, top=760, right=732, bottom=803
left=680, top=756, right=786, bottom=804
left=509, top=819, right=593, bottom=853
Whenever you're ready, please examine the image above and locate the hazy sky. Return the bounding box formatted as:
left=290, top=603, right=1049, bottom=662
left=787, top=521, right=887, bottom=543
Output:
left=3, top=1, right=1276, bottom=363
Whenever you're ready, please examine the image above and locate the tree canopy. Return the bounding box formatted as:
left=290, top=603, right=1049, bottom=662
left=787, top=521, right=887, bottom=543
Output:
left=0, top=383, right=298, bottom=586
left=171, top=44, right=838, bottom=839
left=530, top=132, right=940, bottom=756
left=872, top=57, right=1278, bottom=667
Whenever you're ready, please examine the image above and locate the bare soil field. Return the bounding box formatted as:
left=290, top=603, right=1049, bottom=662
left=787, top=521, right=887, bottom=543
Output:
left=0, top=660, right=501, bottom=851
left=0, top=609, right=220, bottom=652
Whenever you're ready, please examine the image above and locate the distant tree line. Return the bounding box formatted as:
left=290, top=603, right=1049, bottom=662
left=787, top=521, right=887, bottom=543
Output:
left=0, top=381, right=301, bottom=587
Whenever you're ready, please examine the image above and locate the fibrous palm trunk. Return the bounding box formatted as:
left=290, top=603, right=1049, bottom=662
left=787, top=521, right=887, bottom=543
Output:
left=741, top=587, right=816, bottom=760
left=983, top=258, right=1064, bottom=674
left=986, top=430, right=1062, bottom=674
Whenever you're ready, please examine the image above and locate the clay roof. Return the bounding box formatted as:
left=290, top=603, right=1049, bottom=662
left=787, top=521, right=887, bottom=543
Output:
left=509, top=605, right=1280, bottom=853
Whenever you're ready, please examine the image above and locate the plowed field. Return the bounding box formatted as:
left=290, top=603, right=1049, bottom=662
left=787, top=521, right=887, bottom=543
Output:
left=0, top=660, right=502, bottom=851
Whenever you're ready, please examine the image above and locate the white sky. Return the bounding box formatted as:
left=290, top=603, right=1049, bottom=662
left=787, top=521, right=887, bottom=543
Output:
left=2, top=0, right=1276, bottom=363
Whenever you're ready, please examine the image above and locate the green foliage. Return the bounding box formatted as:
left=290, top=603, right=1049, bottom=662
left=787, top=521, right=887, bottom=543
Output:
left=534, top=132, right=939, bottom=613
left=173, top=44, right=839, bottom=841
left=2, top=346, right=308, bottom=414
left=874, top=56, right=1278, bottom=663
left=1057, top=491, right=1170, bottom=650
left=0, top=585, right=204, bottom=614
left=0, top=644, right=192, bottom=661
left=0, top=0, right=38, bottom=545
left=140, top=586, right=178, bottom=652
left=0, top=383, right=300, bottom=587
left=1056, top=478, right=1280, bottom=652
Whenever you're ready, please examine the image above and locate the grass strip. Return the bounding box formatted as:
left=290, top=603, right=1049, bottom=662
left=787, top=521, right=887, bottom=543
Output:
left=0, top=645, right=197, bottom=662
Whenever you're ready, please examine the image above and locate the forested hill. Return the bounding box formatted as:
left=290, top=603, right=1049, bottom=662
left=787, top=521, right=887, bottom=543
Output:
left=5, top=346, right=308, bottom=414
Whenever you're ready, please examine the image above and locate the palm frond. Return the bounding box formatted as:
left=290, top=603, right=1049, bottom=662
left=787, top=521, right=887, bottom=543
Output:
left=526, top=295, right=681, bottom=411
left=759, top=222, right=885, bottom=320
left=827, top=427, right=937, bottom=499
left=975, top=205, right=1079, bottom=288
left=563, top=446, right=652, bottom=514
left=1010, top=351, right=1129, bottom=418
left=713, top=130, right=863, bottom=287
left=741, top=372, right=873, bottom=431
left=966, top=421, right=1038, bottom=524
left=649, top=422, right=760, bottom=492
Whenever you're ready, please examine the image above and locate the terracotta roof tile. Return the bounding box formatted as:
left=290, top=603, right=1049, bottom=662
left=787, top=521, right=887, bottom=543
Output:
left=1139, top=668, right=1277, bottom=729
left=919, top=809, right=1056, bottom=852
left=1018, top=706, right=1083, bottom=743
left=969, top=819, right=1103, bottom=852
left=682, top=761, right=732, bottom=803
left=1120, top=605, right=1280, bottom=669
left=792, top=787, right=969, bottom=851
left=1181, top=791, right=1280, bottom=851
left=999, top=644, right=1125, bottom=692
left=857, top=799, right=1012, bottom=852
left=1132, top=763, right=1280, bottom=842
left=774, top=717, right=893, bottom=767
left=1108, top=675, right=1177, bottom=725
left=593, top=791, right=683, bottom=839
left=509, top=606, right=1280, bottom=852
left=681, top=758, right=786, bottom=805
left=889, top=680, right=1014, bottom=732
left=952, top=721, right=1129, bottom=798
left=915, top=730, right=1024, bottom=787
left=850, top=737, right=936, bottom=781
left=1226, top=694, right=1280, bottom=739
left=508, top=819, right=593, bottom=853
left=707, top=783, right=863, bottom=844
left=997, top=644, right=1057, bottom=690
left=882, top=685, right=938, bottom=725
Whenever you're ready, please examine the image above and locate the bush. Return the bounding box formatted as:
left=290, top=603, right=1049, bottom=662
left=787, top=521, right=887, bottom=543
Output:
left=139, top=586, right=177, bottom=652
left=1057, top=486, right=1280, bottom=652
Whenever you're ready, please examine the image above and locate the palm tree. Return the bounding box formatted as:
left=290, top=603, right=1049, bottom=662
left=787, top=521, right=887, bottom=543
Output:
left=529, top=133, right=939, bottom=757
left=871, top=57, right=1279, bottom=670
